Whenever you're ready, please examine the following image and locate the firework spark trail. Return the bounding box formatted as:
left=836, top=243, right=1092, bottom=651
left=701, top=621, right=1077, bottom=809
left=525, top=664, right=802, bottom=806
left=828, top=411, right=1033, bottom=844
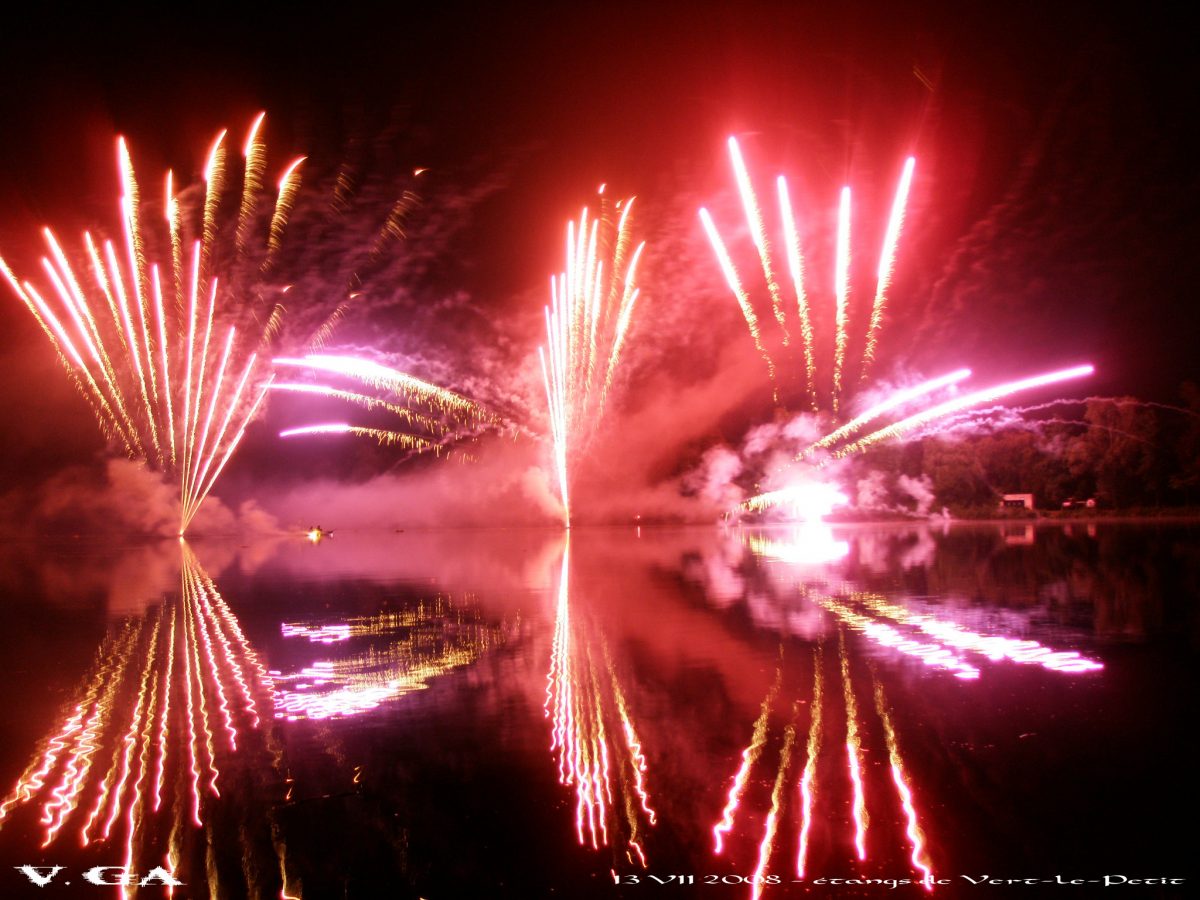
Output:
left=2, top=116, right=290, bottom=533
left=541, top=200, right=647, bottom=524
left=874, top=677, right=934, bottom=889
left=184, top=281, right=219, bottom=508
left=272, top=355, right=479, bottom=414
left=268, top=157, right=306, bottom=260
left=269, top=383, right=442, bottom=430
left=102, top=236, right=160, bottom=456
left=151, top=267, right=178, bottom=463
left=43, top=231, right=142, bottom=449
left=699, top=207, right=775, bottom=382
left=751, top=708, right=797, bottom=900
left=838, top=364, right=1095, bottom=457
left=712, top=669, right=781, bottom=854
left=237, top=112, right=268, bottom=253
left=182, top=373, right=274, bottom=533
left=862, top=158, right=916, bottom=381
left=832, top=187, right=851, bottom=413
left=201, top=130, right=229, bottom=281
left=183, top=326, right=235, bottom=519
left=840, top=632, right=869, bottom=861
left=279, top=422, right=435, bottom=451
left=729, top=137, right=789, bottom=343
left=118, top=139, right=164, bottom=454
left=805, top=368, right=972, bottom=454
left=777, top=176, right=816, bottom=409
left=795, top=644, right=824, bottom=879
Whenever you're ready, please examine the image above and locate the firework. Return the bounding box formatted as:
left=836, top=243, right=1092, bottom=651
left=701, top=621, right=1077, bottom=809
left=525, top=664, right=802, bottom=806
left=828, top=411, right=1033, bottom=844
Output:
left=541, top=195, right=647, bottom=525
left=701, top=139, right=916, bottom=413
left=272, top=353, right=489, bottom=456
left=705, top=142, right=1096, bottom=521
left=835, top=364, right=1095, bottom=458
left=0, top=116, right=296, bottom=533
left=739, top=364, right=1094, bottom=518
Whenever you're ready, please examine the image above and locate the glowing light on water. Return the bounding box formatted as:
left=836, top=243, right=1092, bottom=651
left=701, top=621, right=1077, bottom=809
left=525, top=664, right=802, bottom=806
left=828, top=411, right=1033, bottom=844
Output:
left=840, top=633, right=869, bottom=860
left=737, top=481, right=848, bottom=520
left=745, top=526, right=850, bottom=566
left=272, top=601, right=511, bottom=720
left=540, top=198, right=647, bottom=524
left=814, top=595, right=980, bottom=680
left=875, top=679, right=934, bottom=888
left=713, top=672, right=780, bottom=854
left=545, top=542, right=659, bottom=862
left=795, top=646, right=823, bottom=878
left=752, top=714, right=796, bottom=900
left=1, top=116, right=295, bottom=533
left=0, top=546, right=274, bottom=882
left=850, top=593, right=1104, bottom=674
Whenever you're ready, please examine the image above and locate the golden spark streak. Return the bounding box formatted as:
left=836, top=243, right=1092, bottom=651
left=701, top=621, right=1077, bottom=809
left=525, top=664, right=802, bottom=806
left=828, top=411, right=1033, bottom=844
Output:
left=183, top=353, right=258, bottom=529
left=728, top=137, right=789, bottom=343
left=151, top=266, right=178, bottom=463
left=42, top=231, right=138, bottom=442
left=268, top=382, right=442, bottom=431
left=119, top=143, right=163, bottom=454
left=201, top=129, right=228, bottom=280
left=832, top=187, right=851, bottom=414
left=777, top=176, right=817, bottom=410
left=184, top=327, right=236, bottom=517
left=103, top=239, right=162, bottom=458
left=237, top=112, right=268, bottom=253
left=182, top=375, right=273, bottom=533
left=268, top=157, right=306, bottom=258
left=699, top=207, right=775, bottom=381
left=861, top=157, right=915, bottom=380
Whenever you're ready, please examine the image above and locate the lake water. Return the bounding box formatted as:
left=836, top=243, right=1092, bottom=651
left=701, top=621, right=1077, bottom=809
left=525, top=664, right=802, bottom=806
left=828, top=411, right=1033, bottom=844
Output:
left=0, top=522, right=1194, bottom=898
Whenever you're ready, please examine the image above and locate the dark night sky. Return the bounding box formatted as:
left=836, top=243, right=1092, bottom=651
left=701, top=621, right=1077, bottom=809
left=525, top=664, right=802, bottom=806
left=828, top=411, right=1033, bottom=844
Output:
left=0, top=1, right=1197, bottom=503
